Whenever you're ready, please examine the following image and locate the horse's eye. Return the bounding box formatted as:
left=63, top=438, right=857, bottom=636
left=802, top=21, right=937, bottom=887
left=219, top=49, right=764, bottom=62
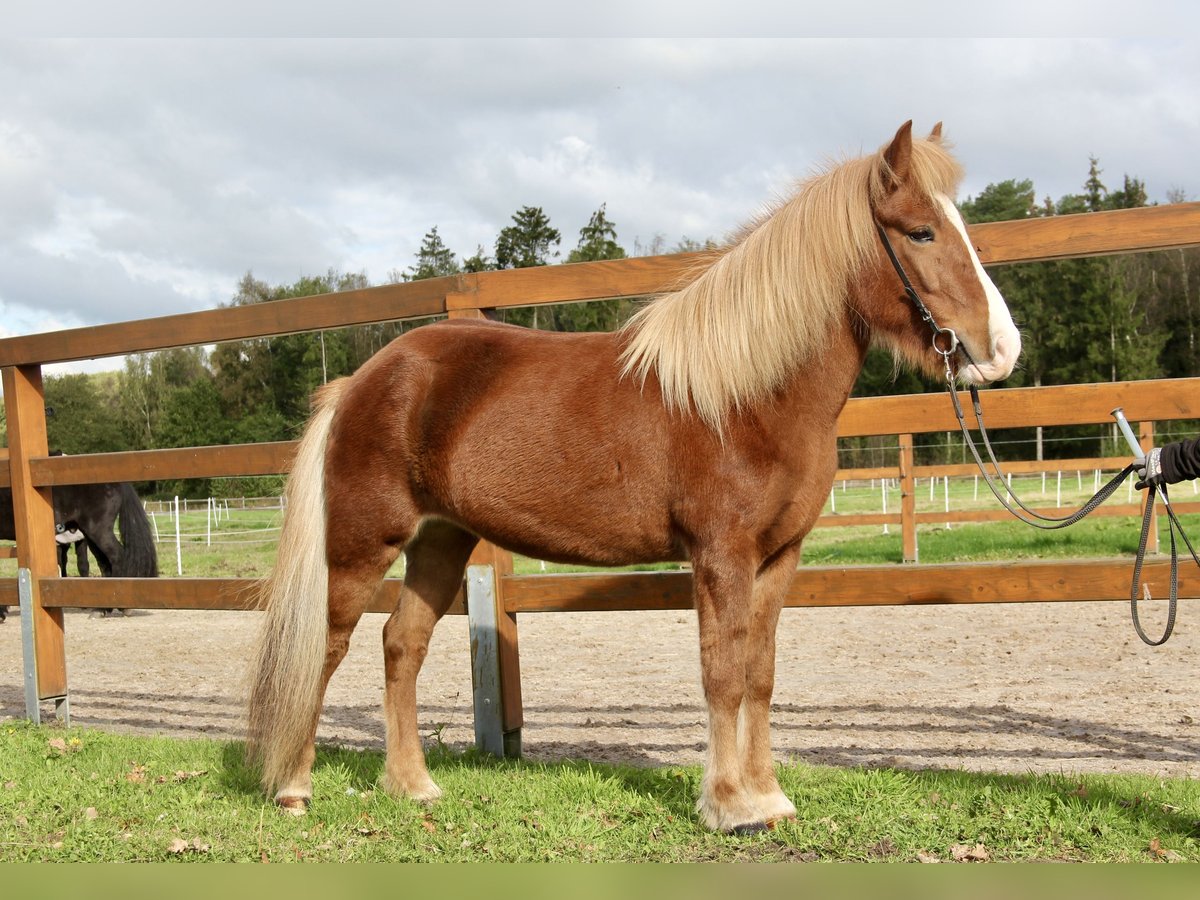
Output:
left=907, top=227, right=935, bottom=244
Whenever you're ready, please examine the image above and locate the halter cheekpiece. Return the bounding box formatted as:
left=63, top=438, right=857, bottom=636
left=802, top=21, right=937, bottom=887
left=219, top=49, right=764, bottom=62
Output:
left=874, top=223, right=959, bottom=372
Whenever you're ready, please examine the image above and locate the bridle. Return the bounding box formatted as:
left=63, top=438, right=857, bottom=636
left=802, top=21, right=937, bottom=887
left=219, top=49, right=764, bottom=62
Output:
left=875, top=223, right=959, bottom=373
left=875, top=221, right=1196, bottom=646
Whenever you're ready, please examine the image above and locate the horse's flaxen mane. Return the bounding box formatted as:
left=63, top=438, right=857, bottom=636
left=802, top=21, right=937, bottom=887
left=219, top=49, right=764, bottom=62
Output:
left=619, top=134, right=964, bottom=429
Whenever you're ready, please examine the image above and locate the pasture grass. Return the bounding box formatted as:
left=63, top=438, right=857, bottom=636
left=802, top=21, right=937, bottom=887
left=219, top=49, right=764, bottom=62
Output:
left=4, top=479, right=1200, bottom=863
left=1, top=719, right=1198, bottom=863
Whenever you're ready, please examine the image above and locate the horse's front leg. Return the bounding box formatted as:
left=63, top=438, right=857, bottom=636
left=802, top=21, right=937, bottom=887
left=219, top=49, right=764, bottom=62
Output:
left=739, top=542, right=801, bottom=824
left=692, top=550, right=762, bottom=833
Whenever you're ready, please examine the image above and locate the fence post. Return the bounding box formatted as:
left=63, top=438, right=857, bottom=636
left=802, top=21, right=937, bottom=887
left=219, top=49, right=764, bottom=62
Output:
left=2, top=365, right=68, bottom=721
left=446, top=291, right=501, bottom=323
left=1140, top=420, right=1159, bottom=554
left=464, top=541, right=522, bottom=757
left=899, top=433, right=917, bottom=562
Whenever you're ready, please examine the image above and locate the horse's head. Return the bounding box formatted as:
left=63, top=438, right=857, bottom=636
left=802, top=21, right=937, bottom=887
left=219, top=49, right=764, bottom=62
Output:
left=867, top=121, right=1021, bottom=385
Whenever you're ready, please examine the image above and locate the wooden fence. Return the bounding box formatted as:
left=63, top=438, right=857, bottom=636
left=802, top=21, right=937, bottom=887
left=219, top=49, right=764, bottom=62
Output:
left=3, top=202, right=1200, bottom=751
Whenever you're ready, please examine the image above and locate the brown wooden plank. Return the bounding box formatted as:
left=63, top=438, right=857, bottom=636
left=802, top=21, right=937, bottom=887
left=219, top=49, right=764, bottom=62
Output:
left=971, top=202, right=1200, bottom=265
left=39, top=577, right=265, bottom=611
left=29, top=554, right=1200, bottom=620
left=910, top=457, right=1133, bottom=479
left=502, top=570, right=695, bottom=613
left=0, top=546, right=16, bottom=559
left=0, top=280, right=450, bottom=367
left=789, top=558, right=1200, bottom=607
left=819, top=501, right=1200, bottom=529
left=833, top=466, right=900, bottom=482
left=29, top=442, right=298, bottom=487
left=38, top=576, right=468, bottom=616
left=446, top=206, right=1200, bottom=311
left=0, top=578, right=16, bottom=605
left=0, top=204, right=1196, bottom=368
left=910, top=503, right=1150, bottom=525
left=16, top=446, right=1161, bottom=495
left=1140, top=420, right=1159, bottom=554
left=448, top=252, right=712, bottom=311
left=838, top=377, right=1200, bottom=437
left=2, top=365, right=67, bottom=698
left=501, top=557, right=1200, bottom=613
left=815, top=513, right=902, bottom=528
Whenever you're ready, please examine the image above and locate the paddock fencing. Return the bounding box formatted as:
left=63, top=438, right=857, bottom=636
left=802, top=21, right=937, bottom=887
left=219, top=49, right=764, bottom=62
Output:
left=3, top=202, right=1200, bottom=751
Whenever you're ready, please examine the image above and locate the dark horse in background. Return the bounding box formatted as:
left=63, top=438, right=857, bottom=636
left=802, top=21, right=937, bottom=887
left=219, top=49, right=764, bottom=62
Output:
left=0, top=481, right=159, bottom=621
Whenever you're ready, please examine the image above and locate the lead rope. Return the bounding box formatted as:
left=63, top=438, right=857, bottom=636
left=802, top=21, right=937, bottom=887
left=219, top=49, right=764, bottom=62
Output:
left=1129, top=482, right=1200, bottom=645
left=876, top=220, right=1194, bottom=645
left=949, top=342, right=1199, bottom=646
left=948, top=380, right=1136, bottom=530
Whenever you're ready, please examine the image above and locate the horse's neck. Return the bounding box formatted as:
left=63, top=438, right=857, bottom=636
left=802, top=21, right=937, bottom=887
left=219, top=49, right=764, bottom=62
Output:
left=770, top=310, right=870, bottom=433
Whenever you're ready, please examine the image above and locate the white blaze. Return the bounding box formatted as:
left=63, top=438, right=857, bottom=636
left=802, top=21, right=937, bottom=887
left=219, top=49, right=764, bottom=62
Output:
left=938, top=195, right=1022, bottom=383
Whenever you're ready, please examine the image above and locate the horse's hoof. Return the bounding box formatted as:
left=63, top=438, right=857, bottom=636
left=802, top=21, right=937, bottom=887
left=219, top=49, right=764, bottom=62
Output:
left=728, top=821, right=769, bottom=836
left=276, top=796, right=309, bottom=816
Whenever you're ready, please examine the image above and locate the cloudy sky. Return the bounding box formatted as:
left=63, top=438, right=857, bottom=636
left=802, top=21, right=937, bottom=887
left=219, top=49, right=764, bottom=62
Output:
left=2, top=29, right=1199, bottom=373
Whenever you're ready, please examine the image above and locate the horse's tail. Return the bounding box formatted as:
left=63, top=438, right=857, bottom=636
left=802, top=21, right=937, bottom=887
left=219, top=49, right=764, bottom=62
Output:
left=115, top=483, right=159, bottom=577
left=246, top=378, right=348, bottom=797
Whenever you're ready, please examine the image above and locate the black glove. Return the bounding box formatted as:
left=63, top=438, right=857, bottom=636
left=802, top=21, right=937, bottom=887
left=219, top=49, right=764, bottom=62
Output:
left=1134, top=447, right=1163, bottom=490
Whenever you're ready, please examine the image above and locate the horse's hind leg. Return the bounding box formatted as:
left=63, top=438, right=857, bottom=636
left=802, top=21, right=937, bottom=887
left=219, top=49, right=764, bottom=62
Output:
left=739, top=543, right=801, bottom=824
left=81, top=529, right=118, bottom=577
left=381, top=520, right=478, bottom=802
left=274, top=539, right=405, bottom=808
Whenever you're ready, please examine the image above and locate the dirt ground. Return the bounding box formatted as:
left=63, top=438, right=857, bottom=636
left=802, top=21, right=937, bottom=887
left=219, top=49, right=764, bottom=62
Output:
left=2, top=597, right=1198, bottom=779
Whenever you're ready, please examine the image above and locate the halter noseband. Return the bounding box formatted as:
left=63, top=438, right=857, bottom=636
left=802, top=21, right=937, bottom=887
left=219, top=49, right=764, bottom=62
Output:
left=875, top=223, right=960, bottom=373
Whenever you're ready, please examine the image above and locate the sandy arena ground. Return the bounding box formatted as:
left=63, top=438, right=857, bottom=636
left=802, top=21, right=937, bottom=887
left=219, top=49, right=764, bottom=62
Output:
left=2, top=595, right=1198, bottom=780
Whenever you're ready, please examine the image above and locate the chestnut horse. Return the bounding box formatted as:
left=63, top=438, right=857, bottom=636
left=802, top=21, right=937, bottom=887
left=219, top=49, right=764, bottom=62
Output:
left=247, top=121, right=1020, bottom=833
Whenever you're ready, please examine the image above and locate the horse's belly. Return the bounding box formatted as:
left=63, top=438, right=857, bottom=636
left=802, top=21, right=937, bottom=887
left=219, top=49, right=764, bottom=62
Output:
left=433, top=477, right=682, bottom=568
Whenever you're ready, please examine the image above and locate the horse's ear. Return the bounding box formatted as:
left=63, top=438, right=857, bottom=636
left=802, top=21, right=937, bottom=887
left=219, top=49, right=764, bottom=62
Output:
left=882, top=120, right=914, bottom=188
left=929, top=121, right=944, bottom=142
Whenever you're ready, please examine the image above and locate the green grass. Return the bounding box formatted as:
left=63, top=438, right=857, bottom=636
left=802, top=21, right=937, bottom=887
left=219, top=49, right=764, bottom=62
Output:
left=1, top=720, right=1197, bottom=862
left=4, top=482, right=1200, bottom=862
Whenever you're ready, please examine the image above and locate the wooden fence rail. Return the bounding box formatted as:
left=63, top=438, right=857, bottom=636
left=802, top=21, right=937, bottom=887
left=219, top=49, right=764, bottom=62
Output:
left=4, top=202, right=1200, bottom=747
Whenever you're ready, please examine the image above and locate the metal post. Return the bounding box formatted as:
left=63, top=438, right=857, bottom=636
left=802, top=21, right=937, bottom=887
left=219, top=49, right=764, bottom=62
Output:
left=19, top=569, right=39, bottom=723
left=19, top=568, right=68, bottom=724
left=466, top=564, right=504, bottom=757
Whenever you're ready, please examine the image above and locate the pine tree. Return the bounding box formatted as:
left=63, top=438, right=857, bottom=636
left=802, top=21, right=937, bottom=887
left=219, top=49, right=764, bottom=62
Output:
left=494, top=206, right=561, bottom=269
left=461, top=245, right=493, bottom=272
left=567, top=204, right=626, bottom=263
left=405, top=226, right=460, bottom=281
left=1106, top=175, right=1148, bottom=210
left=1084, top=156, right=1107, bottom=212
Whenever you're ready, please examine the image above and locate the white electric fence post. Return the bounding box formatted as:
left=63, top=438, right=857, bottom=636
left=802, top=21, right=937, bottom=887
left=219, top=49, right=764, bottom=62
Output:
left=174, top=496, right=182, bottom=576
